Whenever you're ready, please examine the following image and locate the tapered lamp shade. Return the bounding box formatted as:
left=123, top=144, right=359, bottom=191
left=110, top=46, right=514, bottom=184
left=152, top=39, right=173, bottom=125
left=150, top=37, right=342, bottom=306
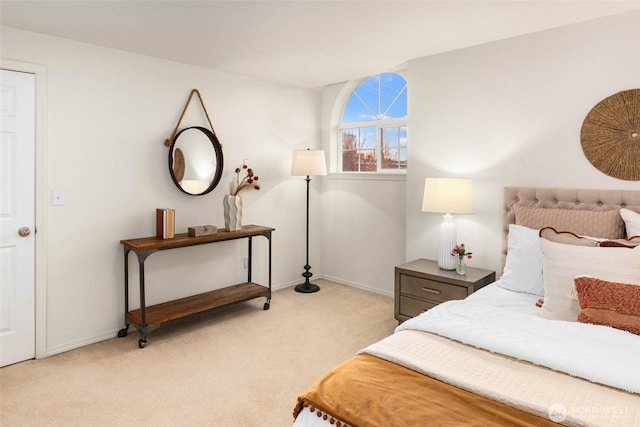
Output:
left=422, top=178, right=474, bottom=270
left=292, top=149, right=327, bottom=177
left=422, top=178, right=474, bottom=214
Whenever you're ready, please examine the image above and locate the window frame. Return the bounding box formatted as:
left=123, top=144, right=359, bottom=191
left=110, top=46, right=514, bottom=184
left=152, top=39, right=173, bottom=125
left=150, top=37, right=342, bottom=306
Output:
left=333, top=72, right=408, bottom=178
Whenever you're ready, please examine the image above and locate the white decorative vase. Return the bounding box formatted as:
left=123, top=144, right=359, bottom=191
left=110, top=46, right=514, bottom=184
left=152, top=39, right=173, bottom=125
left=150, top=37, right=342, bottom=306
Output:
left=223, top=194, right=243, bottom=232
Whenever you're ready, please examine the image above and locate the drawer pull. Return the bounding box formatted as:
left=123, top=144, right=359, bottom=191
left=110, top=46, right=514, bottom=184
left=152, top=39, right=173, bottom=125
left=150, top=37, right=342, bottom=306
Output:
left=421, top=287, right=441, bottom=295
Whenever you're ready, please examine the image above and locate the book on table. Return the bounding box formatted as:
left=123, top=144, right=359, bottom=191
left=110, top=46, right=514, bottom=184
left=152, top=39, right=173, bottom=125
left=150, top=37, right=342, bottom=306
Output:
left=156, top=208, right=175, bottom=239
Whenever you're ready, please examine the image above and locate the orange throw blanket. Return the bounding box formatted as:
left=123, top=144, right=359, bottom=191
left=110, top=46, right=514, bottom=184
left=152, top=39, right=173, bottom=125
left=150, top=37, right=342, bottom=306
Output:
left=294, top=354, right=559, bottom=427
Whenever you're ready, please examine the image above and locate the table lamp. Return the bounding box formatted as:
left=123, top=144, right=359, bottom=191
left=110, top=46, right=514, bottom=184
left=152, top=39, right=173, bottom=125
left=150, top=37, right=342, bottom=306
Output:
left=422, top=177, right=474, bottom=270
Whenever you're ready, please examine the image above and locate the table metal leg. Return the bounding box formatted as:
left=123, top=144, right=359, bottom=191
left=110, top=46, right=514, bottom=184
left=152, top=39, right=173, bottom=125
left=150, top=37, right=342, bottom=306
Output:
left=263, top=232, right=272, bottom=310
left=133, top=249, right=156, bottom=348
left=117, top=248, right=131, bottom=338
left=268, top=232, right=272, bottom=295
left=138, top=259, right=148, bottom=347
left=247, top=236, right=253, bottom=284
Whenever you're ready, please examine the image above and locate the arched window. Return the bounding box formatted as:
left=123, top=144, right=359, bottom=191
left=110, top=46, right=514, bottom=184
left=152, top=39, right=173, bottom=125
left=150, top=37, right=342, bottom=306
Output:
left=339, top=72, right=407, bottom=173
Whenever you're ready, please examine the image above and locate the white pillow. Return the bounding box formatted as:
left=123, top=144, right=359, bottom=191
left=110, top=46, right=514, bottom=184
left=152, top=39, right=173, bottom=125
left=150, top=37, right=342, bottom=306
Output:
left=621, top=208, right=640, bottom=237
left=539, top=238, right=640, bottom=321
left=498, top=224, right=544, bottom=296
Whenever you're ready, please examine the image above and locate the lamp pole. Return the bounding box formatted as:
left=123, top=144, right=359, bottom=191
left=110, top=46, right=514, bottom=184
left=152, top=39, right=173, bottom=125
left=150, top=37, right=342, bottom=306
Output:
left=295, top=174, right=319, bottom=293
left=291, top=148, right=325, bottom=293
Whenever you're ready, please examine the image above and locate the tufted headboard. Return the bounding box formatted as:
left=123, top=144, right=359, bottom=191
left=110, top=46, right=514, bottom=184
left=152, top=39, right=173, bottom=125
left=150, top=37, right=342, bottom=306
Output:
left=502, top=187, right=640, bottom=268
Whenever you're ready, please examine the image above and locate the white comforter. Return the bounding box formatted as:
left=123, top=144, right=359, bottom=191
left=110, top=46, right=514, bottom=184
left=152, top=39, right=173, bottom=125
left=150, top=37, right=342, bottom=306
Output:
left=294, top=284, right=640, bottom=427
left=395, top=283, right=640, bottom=393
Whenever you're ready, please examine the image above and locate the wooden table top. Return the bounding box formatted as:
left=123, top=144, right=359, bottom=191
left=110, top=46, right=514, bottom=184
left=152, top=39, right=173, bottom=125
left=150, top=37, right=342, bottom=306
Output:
left=120, top=224, right=274, bottom=252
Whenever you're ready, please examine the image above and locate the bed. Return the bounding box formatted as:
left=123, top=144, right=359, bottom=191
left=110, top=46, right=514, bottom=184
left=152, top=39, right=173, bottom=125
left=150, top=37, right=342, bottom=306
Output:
left=292, top=187, right=640, bottom=427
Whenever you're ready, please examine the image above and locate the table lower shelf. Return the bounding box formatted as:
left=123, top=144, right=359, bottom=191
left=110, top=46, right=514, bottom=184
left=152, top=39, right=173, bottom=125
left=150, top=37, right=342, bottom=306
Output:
left=126, top=282, right=269, bottom=328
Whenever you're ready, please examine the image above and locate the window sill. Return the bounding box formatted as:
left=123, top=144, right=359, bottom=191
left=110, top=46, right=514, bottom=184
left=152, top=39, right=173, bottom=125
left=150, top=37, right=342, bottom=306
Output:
left=328, top=172, right=407, bottom=181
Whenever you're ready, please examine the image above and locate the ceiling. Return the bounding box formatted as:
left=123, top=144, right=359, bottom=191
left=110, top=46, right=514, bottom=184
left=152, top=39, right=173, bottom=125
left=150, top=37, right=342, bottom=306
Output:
left=1, top=1, right=638, bottom=89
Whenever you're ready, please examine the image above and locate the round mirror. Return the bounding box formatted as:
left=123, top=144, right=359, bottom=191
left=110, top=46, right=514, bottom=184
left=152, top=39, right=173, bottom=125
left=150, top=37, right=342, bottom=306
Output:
left=169, top=126, right=223, bottom=195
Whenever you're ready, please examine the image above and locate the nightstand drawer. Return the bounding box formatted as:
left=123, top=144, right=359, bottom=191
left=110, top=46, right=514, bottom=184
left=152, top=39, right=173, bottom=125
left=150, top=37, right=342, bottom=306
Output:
left=399, top=296, right=438, bottom=318
left=400, top=274, right=467, bottom=303
left=395, top=259, right=496, bottom=323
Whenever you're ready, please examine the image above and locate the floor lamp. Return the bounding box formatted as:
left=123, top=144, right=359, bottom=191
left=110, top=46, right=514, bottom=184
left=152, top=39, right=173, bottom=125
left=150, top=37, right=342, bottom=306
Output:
left=422, top=178, right=474, bottom=270
left=291, top=149, right=327, bottom=293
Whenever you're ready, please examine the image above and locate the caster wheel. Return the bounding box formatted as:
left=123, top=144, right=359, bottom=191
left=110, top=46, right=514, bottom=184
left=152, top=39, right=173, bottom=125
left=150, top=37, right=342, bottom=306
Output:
left=263, top=302, right=270, bottom=310
left=117, top=328, right=128, bottom=338
left=138, top=338, right=147, bottom=348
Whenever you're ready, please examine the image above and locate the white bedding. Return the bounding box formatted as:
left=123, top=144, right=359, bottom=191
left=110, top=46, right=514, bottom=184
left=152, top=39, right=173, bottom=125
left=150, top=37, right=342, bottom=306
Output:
left=363, top=329, right=640, bottom=426
left=294, top=282, right=640, bottom=426
left=396, top=281, right=640, bottom=393
left=464, top=277, right=541, bottom=313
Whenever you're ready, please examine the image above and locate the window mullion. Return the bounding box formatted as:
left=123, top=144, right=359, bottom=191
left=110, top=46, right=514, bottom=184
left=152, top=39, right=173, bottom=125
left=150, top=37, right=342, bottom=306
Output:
left=377, top=125, right=382, bottom=171
left=358, top=128, right=363, bottom=172
left=382, top=84, right=407, bottom=118
left=340, top=118, right=405, bottom=129
left=378, top=75, right=382, bottom=118
left=353, top=90, right=377, bottom=121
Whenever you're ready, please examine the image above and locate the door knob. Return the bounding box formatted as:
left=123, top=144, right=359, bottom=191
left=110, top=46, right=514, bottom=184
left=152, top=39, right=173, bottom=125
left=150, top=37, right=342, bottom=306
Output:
left=18, top=227, right=31, bottom=237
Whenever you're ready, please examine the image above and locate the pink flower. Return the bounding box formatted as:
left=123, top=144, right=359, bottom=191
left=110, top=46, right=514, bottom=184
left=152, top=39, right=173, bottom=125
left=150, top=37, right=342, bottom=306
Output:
left=451, top=243, right=473, bottom=259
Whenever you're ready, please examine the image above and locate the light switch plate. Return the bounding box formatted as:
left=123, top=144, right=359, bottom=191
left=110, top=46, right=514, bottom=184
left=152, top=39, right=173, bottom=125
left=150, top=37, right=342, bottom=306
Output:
left=52, top=189, right=64, bottom=206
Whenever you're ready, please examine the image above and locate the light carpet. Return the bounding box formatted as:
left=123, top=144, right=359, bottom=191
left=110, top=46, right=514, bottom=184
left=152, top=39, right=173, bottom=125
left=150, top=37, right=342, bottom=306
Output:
left=0, top=280, right=396, bottom=426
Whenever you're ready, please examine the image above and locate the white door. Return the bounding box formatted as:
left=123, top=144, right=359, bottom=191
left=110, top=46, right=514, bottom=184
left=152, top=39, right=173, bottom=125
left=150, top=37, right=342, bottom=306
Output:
left=0, top=69, right=36, bottom=367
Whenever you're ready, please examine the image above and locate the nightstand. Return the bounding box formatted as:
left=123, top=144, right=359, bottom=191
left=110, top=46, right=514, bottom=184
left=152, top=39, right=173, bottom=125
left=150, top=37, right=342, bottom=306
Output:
left=395, top=258, right=495, bottom=323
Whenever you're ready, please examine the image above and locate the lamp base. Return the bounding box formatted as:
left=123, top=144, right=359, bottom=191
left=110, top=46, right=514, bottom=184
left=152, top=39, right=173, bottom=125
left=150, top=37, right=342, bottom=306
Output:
left=295, top=263, right=319, bottom=293
left=294, top=281, right=320, bottom=293
left=437, top=213, right=458, bottom=270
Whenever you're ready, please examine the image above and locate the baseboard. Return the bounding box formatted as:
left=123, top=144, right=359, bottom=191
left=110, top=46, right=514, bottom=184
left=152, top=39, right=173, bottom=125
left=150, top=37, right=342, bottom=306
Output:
left=272, top=278, right=301, bottom=291
left=44, top=330, right=120, bottom=358
left=319, top=274, right=393, bottom=298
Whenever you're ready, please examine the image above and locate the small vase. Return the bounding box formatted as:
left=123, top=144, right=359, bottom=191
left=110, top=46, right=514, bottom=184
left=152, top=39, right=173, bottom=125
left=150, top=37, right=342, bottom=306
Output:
left=223, top=194, right=243, bottom=232
left=456, top=257, right=466, bottom=275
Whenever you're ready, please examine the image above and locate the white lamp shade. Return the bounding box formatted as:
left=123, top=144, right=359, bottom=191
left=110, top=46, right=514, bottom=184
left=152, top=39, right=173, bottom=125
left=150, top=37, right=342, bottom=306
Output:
left=422, top=178, right=474, bottom=214
left=291, top=149, right=327, bottom=176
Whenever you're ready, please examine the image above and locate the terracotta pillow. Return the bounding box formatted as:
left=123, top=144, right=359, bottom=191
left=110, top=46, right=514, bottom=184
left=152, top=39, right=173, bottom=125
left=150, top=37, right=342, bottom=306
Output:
left=600, top=238, right=640, bottom=248
left=574, top=276, right=640, bottom=335
left=539, top=227, right=640, bottom=248
left=514, top=205, right=625, bottom=239
left=538, top=227, right=600, bottom=247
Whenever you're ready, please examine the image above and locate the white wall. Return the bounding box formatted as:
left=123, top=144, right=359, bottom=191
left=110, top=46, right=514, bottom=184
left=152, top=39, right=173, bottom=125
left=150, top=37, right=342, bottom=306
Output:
left=1, top=26, right=322, bottom=355
left=319, top=84, right=407, bottom=297
left=406, top=11, right=640, bottom=276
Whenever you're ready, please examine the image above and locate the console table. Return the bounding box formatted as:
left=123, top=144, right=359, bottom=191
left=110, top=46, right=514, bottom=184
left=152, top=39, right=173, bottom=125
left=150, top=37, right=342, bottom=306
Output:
left=118, top=224, right=274, bottom=348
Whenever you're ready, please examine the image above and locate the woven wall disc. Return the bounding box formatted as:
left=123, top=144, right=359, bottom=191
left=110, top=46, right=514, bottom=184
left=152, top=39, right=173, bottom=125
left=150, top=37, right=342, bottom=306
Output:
left=581, top=89, right=640, bottom=181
